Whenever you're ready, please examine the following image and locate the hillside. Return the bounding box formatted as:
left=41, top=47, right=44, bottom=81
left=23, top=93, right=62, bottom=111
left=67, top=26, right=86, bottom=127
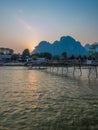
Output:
left=32, top=36, right=87, bottom=56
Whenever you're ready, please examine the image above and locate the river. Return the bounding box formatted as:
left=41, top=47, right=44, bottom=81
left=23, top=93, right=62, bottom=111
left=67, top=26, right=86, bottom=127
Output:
left=0, top=66, right=98, bottom=130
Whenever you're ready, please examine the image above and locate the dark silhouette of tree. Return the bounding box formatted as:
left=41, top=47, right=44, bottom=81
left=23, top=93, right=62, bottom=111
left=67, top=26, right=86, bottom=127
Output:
left=95, top=52, right=98, bottom=59
left=52, top=55, right=60, bottom=60
left=70, top=55, right=75, bottom=60
left=22, top=49, right=30, bottom=60
left=0, top=52, right=4, bottom=55
left=31, top=52, right=52, bottom=60
left=39, top=52, right=52, bottom=60
left=32, top=55, right=38, bottom=60
left=62, top=52, right=67, bottom=59
left=11, top=54, right=19, bottom=61
left=31, top=53, right=40, bottom=57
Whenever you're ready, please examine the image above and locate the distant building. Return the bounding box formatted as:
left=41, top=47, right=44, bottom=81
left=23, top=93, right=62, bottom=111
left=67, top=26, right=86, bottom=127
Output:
left=0, top=48, right=14, bottom=61
left=0, top=48, right=14, bottom=54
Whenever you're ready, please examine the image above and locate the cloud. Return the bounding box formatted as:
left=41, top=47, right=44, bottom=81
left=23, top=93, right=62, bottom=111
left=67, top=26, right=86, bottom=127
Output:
left=17, top=18, right=32, bottom=31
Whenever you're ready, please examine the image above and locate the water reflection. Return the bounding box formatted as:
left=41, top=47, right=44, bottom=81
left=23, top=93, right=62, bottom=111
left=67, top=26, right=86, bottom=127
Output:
left=0, top=67, right=98, bottom=130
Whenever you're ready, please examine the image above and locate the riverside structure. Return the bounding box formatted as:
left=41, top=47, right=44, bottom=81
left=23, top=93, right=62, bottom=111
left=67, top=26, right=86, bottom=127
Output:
left=25, top=60, right=98, bottom=78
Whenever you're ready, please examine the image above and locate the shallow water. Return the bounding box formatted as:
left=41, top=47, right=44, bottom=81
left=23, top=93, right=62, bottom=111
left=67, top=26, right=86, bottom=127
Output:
left=0, top=66, right=98, bottom=130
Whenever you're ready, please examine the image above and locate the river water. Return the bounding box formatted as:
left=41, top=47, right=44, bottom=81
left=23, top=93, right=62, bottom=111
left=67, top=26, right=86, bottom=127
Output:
left=0, top=66, right=98, bottom=130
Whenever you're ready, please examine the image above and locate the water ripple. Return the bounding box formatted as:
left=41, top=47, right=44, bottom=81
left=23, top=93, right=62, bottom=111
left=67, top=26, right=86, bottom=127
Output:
left=0, top=67, right=98, bottom=130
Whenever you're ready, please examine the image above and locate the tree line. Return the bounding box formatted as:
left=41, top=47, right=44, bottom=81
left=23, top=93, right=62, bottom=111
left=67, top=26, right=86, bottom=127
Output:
left=4, top=48, right=97, bottom=62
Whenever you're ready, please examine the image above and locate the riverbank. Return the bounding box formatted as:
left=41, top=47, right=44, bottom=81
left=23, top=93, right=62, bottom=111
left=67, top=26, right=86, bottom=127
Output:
left=0, top=62, right=24, bottom=66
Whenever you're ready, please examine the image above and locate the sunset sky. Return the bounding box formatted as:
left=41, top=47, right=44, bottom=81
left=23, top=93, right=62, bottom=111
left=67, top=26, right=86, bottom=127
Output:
left=0, top=0, right=98, bottom=53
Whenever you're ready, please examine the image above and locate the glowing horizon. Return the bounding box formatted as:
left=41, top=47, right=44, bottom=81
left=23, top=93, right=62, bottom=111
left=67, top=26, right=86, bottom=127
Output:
left=0, top=0, right=98, bottom=53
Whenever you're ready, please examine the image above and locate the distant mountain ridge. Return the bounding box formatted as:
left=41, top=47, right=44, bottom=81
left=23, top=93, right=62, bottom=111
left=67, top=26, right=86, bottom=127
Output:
left=32, top=36, right=87, bottom=56
left=85, top=42, right=98, bottom=50
left=84, top=42, right=98, bottom=52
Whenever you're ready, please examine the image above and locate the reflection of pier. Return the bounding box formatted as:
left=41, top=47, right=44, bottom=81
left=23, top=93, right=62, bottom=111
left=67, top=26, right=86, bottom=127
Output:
left=26, top=62, right=98, bottom=78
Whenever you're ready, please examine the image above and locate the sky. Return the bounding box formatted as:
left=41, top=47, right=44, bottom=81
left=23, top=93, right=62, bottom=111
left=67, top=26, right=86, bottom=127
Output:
left=0, top=0, right=98, bottom=53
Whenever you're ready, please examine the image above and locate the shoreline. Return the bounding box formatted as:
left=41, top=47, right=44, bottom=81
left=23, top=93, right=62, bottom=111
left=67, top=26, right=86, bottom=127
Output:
left=0, top=62, right=24, bottom=66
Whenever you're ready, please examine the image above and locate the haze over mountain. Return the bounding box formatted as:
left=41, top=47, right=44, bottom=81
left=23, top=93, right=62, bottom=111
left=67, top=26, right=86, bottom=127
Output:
left=32, top=36, right=87, bottom=56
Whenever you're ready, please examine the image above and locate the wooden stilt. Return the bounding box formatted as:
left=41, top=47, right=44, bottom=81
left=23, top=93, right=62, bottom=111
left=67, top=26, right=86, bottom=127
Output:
left=61, top=66, right=63, bottom=75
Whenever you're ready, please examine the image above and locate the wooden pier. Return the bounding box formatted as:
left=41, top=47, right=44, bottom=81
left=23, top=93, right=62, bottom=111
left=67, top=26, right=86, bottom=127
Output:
left=26, top=61, right=98, bottom=78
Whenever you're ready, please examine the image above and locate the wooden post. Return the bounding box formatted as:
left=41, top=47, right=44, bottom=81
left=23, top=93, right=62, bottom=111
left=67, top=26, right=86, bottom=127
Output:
left=57, top=66, right=59, bottom=74
left=79, top=64, right=82, bottom=76
left=73, top=64, right=75, bottom=75
left=61, top=66, right=63, bottom=75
